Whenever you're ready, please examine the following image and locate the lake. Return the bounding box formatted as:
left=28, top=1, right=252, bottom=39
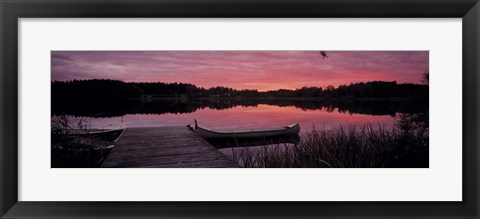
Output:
left=51, top=98, right=429, bottom=167
left=52, top=98, right=427, bottom=134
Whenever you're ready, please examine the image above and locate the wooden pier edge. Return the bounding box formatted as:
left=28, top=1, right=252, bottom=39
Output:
left=101, top=126, right=239, bottom=168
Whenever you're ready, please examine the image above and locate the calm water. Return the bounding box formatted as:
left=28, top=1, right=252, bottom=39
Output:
left=53, top=99, right=428, bottom=164
left=54, top=102, right=401, bottom=134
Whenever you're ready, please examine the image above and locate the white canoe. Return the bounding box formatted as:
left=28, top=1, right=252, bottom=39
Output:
left=193, top=121, right=300, bottom=139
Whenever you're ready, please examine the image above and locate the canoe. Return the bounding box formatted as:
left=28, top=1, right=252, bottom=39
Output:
left=207, top=134, right=301, bottom=149
left=54, top=129, right=125, bottom=142
left=193, top=120, right=300, bottom=139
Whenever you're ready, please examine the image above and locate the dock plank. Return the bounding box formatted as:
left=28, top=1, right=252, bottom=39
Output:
left=101, top=126, right=239, bottom=168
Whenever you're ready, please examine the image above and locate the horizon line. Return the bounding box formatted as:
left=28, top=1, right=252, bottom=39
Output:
left=51, top=78, right=427, bottom=92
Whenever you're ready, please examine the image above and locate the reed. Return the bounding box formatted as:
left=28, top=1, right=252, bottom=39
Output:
left=51, top=116, right=113, bottom=168
left=227, top=123, right=428, bottom=168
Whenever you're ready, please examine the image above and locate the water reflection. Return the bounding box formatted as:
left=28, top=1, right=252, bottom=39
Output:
left=52, top=104, right=408, bottom=135
left=52, top=99, right=427, bottom=131
left=52, top=98, right=427, bottom=118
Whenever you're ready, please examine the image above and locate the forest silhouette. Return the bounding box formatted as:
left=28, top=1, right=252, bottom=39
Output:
left=52, top=79, right=428, bottom=100
left=52, top=79, right=428, bottom=118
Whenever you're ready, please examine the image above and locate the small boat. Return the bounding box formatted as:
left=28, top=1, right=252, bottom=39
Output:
left=207, top=134, right=301, bottom=149
left=193, top=120, right=300, bottom=139
left=53, top=129, right=125, bottom=142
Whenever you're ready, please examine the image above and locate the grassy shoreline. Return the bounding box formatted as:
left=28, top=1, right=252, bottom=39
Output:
left=226, top=123, right=428, bottom=168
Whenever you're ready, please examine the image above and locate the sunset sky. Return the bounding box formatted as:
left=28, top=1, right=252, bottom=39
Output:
left=51, top=51, right=428, bottom=91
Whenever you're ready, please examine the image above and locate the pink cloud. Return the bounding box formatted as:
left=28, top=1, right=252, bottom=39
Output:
left=51, top=51, right=429, bottom=91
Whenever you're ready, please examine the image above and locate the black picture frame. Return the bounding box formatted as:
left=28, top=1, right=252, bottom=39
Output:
left=1, top=0, right=479, bottom=218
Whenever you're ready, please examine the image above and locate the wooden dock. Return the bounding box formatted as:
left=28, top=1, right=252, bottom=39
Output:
left=101, top=126, right=239, bottom=168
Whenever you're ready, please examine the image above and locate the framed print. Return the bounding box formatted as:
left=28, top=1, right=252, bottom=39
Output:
left=1, top=0, right=479, bottom=218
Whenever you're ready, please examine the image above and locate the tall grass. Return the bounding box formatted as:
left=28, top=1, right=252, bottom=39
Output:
left=227, top=120, right=428, bottom=168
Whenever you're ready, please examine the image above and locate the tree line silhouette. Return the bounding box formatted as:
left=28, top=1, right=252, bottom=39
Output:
left=52, top=79, right=428, bottom=100
left=51, top=79, right=428, bottom=118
